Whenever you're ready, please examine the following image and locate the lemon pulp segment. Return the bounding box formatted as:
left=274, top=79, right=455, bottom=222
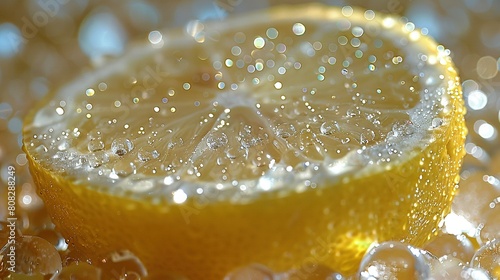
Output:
left=23, top=4, right=466, bottom=279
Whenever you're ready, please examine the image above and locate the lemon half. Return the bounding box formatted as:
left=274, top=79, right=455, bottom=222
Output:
left=23, top=4, right=466, bottom=279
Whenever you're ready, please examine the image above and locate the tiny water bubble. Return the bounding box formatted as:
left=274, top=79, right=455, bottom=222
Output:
left=99, top=250, right=148, bottom=280
left=137, top=147, right=160, bottom=162
left=0, top=235, right=62, bottom=276
left=224, top=264, right=274, bottom=280
left=471, top=239, right=500, bottom=279
left=88, top=139, right=105, bottom=152
left=111, top=138, right=134, bottom=156
left=58, top=140, right=70, bottom=151
left=35, top=144, right=48, bottom=153
left=320, top=121, right=340, bottom=135
left=52, top=262, right=102, bottom=280
left=225, top=146, right=246, bottom=159
left=206, top=131, right=228, bottom=150
left=36, top=229, right=68, bottom=252
left=424, top=233, right=475, bottom=261
left=111, top=161, right=136, bottom=178
left=358, top=241, right=431, bottom=280
left=88, top=151, right=110, bottom=168
left=432, top=118, right=443, bottom=128
left=274, top=123, right=297, bottom=138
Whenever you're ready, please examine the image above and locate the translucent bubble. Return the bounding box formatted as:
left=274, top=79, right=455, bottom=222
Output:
left=320, top=121, right=340, bottom=135
left=0, top=235, right=62, bottom=276
left=429, top=255, right=466, bottom=280
left=206, top=131, right=228, bottom=149
left=111, top=138, right=134, bottom=156
left=88, top=139, right=105, bottom=152
left=452, top=172, right=500, bottom=230
left=479, top=205, right=500, bottom=243
left=424, top=233, right=475, bottom=261
left=87, top=151, right=110, bottom=168
left=358, top=241, right=431, bottom=280
left=111, top=161, right=136, bottom=178
left=274, top=123, right=297, bottom=138
left=470, top=239, right=500, bottom=279
left=99, top=250, right=147, bottom=280
left=52, top=262, right=102, bottom=280
left=36, top=229, right=68, bottom=251
left=0, top=221, right=10, bottom=247
left=35, top=144, right=48, bottom=154
left=429, top=256, right=493, bottom=280
left=460, top=267, right=494, bottom=280
left=285, top=264, right=344, bottom=280
left=137, top=147, right=160, bottom=162
left=431, top=118, right=443, bottom=128
left=224, top=264, right=274, bottom=280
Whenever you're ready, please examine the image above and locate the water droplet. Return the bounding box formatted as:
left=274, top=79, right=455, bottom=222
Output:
left=88, top=139, right=105, bottom=152
left=58, top=140, right=70, bottom=151
left=424, top=234, right=475, bottom=262
left=470, top=239, right=500, bottom=279
left=137, top=147, right=160, bottom=162
left=36, top=229, right=68, bottom=252
left=206, top=131, right=228, bottom=149
left=87, top=151, right=110, bottom=168
left=111, top=161, right=136, bottom=178
left=0, top=235, right=62, bottom=276
left=286, top=264, right=344, bottom=280
left=320, top=121, right=340, bottom=135
left=111, top=138, right=134, bottom=156
left=432, top=118, right=443, bottom=128
left=99, top=250, right=147, bottom=279
left=225, top=146, right=246, bottom=159
left=52, top=262, right=102, bottom=280
left=428, top=256, right=490, bottom=280
left=274, top=123, right=296, bottom=138
left=35, top=144, right=48, bottom=153
left=358, top=241, right=431, bottom=279
left=224, top=264, right=274, bottom=280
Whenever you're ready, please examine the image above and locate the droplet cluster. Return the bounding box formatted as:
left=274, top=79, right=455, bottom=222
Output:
left=1, top=0, right=499, bottom=279
left=24, top=4, right=445, bottom=204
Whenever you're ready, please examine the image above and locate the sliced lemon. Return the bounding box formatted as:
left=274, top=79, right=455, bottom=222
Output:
left=23, top=4, right=466, bottom=279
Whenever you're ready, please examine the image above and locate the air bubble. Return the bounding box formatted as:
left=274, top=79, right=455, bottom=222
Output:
left=111, top=138, right=134, bottom=156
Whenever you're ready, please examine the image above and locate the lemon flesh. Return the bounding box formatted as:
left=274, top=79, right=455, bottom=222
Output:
left=23, top=4, right=466, bottom=279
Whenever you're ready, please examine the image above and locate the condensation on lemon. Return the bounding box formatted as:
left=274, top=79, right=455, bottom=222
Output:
left=22, top=4, right=466, bottom=279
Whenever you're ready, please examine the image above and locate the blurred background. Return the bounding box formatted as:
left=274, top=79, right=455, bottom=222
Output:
left=0, top=0, right=499, bottom=264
